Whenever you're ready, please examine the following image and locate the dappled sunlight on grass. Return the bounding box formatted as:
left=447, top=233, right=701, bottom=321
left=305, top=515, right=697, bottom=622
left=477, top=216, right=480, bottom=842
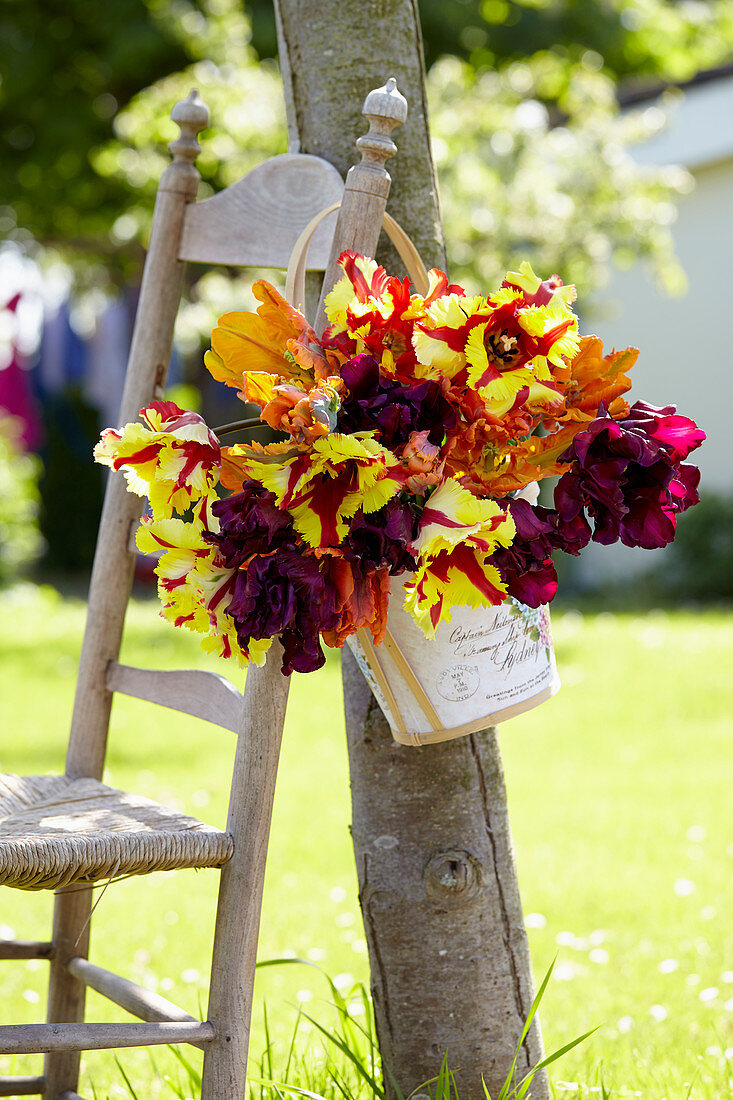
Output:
left=503, top=605, right=733, bottom=1098
left=1, top=587, right=731, bottom=1097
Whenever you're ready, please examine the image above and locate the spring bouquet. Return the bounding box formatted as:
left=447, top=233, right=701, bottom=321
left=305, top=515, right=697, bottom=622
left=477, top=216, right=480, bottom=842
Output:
left=96, top=253, right=704, bottom=682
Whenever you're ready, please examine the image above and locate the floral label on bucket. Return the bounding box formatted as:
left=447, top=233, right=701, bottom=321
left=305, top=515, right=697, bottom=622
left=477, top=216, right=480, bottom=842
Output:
left=347, top=585, right=559, bottom=743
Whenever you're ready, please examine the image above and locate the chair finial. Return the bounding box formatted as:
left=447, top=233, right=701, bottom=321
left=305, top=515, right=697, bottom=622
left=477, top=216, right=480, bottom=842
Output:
left=169, top=89, right=209, bottom=166
left=356, top=77, right=408, bottom=173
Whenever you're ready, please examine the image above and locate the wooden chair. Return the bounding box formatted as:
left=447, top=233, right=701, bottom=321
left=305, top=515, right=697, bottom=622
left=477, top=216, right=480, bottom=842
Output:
left=0, top=78, right=407, bottom=1100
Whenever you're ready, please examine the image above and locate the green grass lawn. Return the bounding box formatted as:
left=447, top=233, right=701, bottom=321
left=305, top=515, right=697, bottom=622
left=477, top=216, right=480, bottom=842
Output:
left=1, top=584, right=732, bottom=1099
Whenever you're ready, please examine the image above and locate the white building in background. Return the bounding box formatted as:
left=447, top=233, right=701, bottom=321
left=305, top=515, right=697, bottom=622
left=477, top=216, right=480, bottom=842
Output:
left=572, top=66, right=733, bottom=588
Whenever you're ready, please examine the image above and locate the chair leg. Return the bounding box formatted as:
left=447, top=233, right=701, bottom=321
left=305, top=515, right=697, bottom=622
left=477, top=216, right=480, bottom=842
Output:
left=43, top=889, right=93, bottom=1100
left=200, top=650, right=290, bottom=1100
left=199, top=861, right=254, bottom=1100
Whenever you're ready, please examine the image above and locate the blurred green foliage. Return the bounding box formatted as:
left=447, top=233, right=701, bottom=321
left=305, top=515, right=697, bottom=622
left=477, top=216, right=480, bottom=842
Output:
left=245, top=0, right=733, bottom=84
left=0, top=0, right=192, bottom=272
left=37, top=387, right=104, bottom=571
left=2, top=0, right=732, bottom=323
left=419, top=0, right=733, bottom=81
left=0, top=0, right=285, bottom=289
left=429, top=57, right=692, bottom=300
left=0, top=415, right=42, bottom=584
left=650, top=491, right=733, bottom=602
left=92, top=0, right=285, bottom=265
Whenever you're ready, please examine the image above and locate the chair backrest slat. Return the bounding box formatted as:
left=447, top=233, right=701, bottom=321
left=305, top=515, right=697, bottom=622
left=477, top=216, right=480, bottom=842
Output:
left=179, top=154, right=342, bottom=267
left=106, top=663, right=243, bottom=735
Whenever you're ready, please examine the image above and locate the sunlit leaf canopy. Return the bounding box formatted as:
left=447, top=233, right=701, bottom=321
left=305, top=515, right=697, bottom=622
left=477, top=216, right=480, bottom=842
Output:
left=245, top=0, right=733, bottom=85
left=429, top=57, right=693, bottom=300
left=1, top=0, right=730, bottom=308
left=0, top=416, right=42, bottom=582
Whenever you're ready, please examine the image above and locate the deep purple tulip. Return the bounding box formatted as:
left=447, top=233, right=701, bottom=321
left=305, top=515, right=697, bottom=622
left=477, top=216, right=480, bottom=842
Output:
left=337, top=353, right=456, bottom=446
left=343, top=496, right=419, bottom=575
left=206, top=482, right=418, bottom=674
left=225, top=548, right=340, bottom=675
left=555, top=402, right=704, bottom=550
left=208, top=482, right=294, bottom=567
left=492, top=498, right=591, bottom=608
left=206, top=485, right=338, bottom=673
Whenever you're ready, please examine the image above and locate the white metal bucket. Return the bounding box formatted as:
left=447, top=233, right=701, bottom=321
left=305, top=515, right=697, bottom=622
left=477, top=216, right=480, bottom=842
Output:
left=347, top=575, right=560, bottom=746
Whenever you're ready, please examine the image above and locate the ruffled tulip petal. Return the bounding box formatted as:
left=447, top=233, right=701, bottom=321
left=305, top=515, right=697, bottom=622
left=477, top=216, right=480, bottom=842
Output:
left=411, top=478, right=515, bottom=559
left=404, top=478, right=515, bottom=635
left=405, top=544, right=509, bottom=634
left=94, top=402, right=221, bottom=520
left=555, top=401, right=705, bottom=550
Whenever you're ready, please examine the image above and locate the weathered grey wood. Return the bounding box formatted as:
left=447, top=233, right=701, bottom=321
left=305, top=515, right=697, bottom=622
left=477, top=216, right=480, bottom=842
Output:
left=276, top=8, right=549, bottom=1095
left=66, top=89, right=208, bottom=783
left=0, top=1078, right=45, bottom=1096
left=180, top=153, right=342, bottom=267
left=126, top=518, right=139, bottom=555
left=0, top=941, right=53, bottom=961
left=58, top=1093, right=85, bottom=1100
left=43, top=91, right=209, bottom=1100
left=106, top=662, right=243, bottom=734
left=314, top=77, right=407, bottom=331
left=0, top=1021, right=214, bottom=1055
left=43, top=885, right=92, bottom=1100
left=66, top=957, right=207, bottom=1049
left=200, top=643, right=291, bottom=1100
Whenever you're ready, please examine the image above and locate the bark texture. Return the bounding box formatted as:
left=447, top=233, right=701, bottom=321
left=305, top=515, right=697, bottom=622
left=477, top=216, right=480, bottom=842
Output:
left=342, top=651, right=547, bottom=1098
left=274, top=3, right=548, bottom=1096
left=275, top=0, right=445, bottom=273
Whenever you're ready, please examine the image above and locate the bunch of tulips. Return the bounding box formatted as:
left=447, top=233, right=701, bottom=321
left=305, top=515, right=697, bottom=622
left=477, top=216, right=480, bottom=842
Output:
left=96, top=253, right=705, bottom=674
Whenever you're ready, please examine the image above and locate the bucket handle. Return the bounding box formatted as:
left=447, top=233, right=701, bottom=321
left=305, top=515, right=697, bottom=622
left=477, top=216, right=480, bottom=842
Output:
left=285, top=201, right=431, bottom=315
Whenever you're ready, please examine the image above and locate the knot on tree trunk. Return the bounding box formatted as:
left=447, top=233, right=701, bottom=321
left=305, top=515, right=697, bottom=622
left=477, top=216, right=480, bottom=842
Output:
left=423, top=849, right=482, bottom=904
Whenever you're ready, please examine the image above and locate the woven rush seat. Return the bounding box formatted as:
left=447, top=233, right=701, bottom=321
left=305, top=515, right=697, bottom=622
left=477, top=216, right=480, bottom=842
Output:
left=0, top=774, right=234, bottom=890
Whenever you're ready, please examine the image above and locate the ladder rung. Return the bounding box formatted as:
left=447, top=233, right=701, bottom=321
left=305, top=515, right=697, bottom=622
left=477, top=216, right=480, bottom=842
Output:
left=0, top=941, right=54, bottom=961
left=0, top=1077, right=45, bottom=1096
left=0, top=1020, right=215, bottom=1055
left=66, top=956, right=207, bottom=1049
left=106, top=660, right=243, bottom=733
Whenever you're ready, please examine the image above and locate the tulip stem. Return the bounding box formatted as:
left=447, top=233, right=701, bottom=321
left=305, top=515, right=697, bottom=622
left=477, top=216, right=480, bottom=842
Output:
left=214, top=417, right=267, bottom=436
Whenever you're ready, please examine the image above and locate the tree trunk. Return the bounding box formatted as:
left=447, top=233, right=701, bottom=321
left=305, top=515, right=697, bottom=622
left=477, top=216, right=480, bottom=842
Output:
left=274, top=4, right=549, bottom=1097
left=275, top=0, right=444, bottom=272
left=340, top=651, right=548, bottom=1099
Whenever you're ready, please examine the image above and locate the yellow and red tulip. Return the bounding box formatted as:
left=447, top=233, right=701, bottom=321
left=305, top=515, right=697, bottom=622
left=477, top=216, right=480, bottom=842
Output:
left=94, top=251, right=702, bottom=674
